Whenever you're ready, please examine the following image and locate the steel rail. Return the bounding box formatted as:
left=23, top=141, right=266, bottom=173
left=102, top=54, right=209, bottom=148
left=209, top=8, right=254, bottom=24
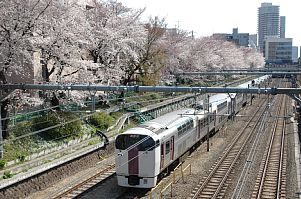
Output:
left=231, top=99, right=273, bottom=199
left=189, top=97, right=268, bottom=199
left=52, top=164, right=115, bottom=199
left=255, top=94, right=286, bottom=199
left=276, top=100, right=286, bottom=198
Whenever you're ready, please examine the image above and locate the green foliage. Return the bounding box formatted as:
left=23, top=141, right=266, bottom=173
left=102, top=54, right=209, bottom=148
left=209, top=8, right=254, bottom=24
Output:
left=119, top=122, right=137, bottom=133
left=149, top=93, right=159, bottom=100
left=3, top=142, right=30, bottom=163
left=16, top=152, right=26, bottom=162
left=88, top=139, right=99, bottom=146
left=10, top=121, right=33, bottom=142
left=0, top=159, right=7, bottom=169
left=32, top=112, right=82, bottom=141
left=89, top=112, right=115, bottom=131
left=175, top=76, right=193, bottom=85
left=10, top=121, right=32, bottom=137
left=110, top=112, right=123, bottom=120
left=3, top=171, right=13, bottom=179
left=4, top=121, right=33, bottom=162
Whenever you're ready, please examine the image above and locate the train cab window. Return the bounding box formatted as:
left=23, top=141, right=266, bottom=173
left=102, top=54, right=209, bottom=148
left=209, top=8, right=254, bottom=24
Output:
left=115, top=134, right=156, bottom=151
left=140, top=137, right=156, bottom=151
left=165, top=141, right=170, bottom=154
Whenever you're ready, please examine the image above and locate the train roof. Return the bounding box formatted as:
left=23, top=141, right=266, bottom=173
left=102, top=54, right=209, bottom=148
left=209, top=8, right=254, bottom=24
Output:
left=146, top=108, right=195, bottom=127
left=129, top=108, right=196, bottom=135
left=119, top=108, right=197, bottom=138
left=209, top=94, right=229, bottom=105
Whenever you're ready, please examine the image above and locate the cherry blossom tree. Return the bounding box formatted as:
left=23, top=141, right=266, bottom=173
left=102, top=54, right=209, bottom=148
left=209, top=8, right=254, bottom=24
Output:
left=0, top=0, right=266, bottom=140
left=167, top=36, right=264, bottom=74
left=0, top=0, right=55, bottom=139
left=85, top=0, right=146, bottom=85
left=119, top=17, right=171, bottom=86
left=242, top=47, right=265, bottom=68
left=28, top=0, right=102, bottom=84
left=161, top=29, right=193, bottom=76
left=0, top=0, right=54, bottom=84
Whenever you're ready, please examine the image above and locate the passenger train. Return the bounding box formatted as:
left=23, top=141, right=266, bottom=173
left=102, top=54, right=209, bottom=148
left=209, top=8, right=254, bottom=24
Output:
left=115, top=76, right=270, bottom=188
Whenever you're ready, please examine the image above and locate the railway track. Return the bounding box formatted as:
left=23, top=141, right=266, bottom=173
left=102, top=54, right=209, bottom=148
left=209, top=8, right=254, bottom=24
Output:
left=52, top=164, right=115, bottom=199
left=188, top=97, right=270, bottom=199
left=251, top=93, right=287, bottom=199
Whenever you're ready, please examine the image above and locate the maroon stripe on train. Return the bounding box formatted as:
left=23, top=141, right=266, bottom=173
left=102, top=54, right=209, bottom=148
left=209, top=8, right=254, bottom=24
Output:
left=128, top=147, right=139, bottom=175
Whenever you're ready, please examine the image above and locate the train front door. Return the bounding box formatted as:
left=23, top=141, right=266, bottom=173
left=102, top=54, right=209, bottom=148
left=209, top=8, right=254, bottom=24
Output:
left=128, top=146, right=139, bottom=175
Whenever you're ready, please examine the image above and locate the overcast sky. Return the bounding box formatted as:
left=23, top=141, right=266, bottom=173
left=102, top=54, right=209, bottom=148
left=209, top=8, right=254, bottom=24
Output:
left=119, top=0, right=301, bottom=49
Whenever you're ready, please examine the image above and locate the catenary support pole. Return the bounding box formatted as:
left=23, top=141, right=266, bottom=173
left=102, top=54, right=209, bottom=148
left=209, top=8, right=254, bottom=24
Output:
left=0, top=102, right=3, bottom=159
left=206, top=94, right=210, bottom=152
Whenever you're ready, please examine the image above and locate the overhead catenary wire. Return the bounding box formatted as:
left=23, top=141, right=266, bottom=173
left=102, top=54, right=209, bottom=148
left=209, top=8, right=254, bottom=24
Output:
left=1, top=92, right=198, bottom=149
left=113, top=85, right=282, bottom=175
left=2, top=95, right=195, bottom=142
left=0, top=112, right=97, bottom=145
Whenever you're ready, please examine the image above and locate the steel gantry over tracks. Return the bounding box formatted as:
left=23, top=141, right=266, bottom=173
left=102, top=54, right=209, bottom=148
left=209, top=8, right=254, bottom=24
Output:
left=175, top=71, right=301, bottom=76
left=3, top=82, right=301, bottom=108
left=1, top=83, right=301, bottom=95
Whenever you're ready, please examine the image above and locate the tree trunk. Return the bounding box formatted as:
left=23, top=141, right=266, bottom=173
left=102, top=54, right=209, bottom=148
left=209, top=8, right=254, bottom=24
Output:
left=0, top=70, right=10, bottom=139
left=42, top=64, right=50, bottom=82
left=1, top=99, right=9, bottom=139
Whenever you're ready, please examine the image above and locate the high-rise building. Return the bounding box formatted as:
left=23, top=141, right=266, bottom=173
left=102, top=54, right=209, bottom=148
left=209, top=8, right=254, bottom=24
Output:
left=280, top=16, right=286, bottom=38
left=258, top=3, right=280, bottom=51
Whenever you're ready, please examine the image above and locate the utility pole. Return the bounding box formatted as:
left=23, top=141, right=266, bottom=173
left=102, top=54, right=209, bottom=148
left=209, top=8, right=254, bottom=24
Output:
left=0, top=102, right=3, bottom=158
left=204, top=94, right=210, bottom=152
left=91, top=94, right=96, bottom=113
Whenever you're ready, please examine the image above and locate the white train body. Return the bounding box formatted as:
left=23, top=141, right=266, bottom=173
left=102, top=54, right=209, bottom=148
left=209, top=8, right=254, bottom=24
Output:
left=115, top=76, right=269, bottom=188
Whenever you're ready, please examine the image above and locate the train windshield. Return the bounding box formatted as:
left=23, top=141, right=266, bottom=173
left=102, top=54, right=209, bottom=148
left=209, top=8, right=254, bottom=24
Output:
left=115, top=134, right=156, bottom=151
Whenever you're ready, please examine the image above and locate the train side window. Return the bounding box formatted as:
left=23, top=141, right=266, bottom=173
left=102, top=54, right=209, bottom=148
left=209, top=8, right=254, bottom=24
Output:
left=165, top=141, right=170, bottom=154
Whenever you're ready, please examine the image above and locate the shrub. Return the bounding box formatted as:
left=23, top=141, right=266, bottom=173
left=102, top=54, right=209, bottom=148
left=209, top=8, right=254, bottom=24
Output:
left=89, top=112, right=114, bottom=131
left=150, top=93, right=159, bottom=100
left=110, top=112, right=123, bottom=120
left=0, top=159, right=7, bottom=169
left=10, top=121, right=32, bottom=137
left=32, top=112, right=82, bottom=141
left=3, top=171, right=13, bottom=179
left=16, top=152, right=26, bottom=162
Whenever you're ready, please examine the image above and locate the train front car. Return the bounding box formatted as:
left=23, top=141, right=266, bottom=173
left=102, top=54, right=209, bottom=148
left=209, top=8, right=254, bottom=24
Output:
left=115, top=128, right=160, bottom=188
